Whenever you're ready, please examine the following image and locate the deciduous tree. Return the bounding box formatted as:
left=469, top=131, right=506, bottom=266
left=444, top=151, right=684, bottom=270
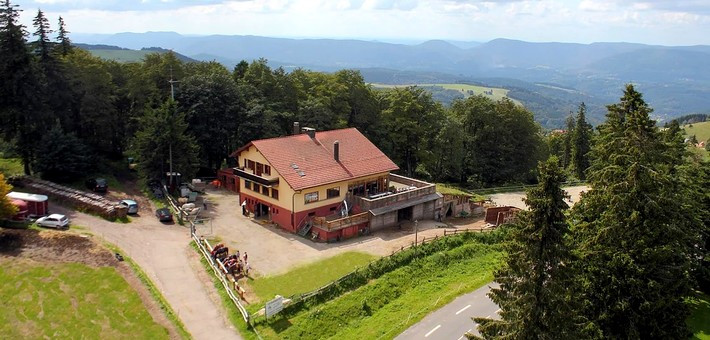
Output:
left=0, top=172, right=18, bottom=219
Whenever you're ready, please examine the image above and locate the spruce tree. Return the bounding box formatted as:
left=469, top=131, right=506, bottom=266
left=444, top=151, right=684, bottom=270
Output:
left=31, top=9, right=52, bottom=62
left=571, top=102, right=592, bottom=180
left=562, top=114, right=575, bottom=169
left=573, top=84, right=700, bottom=338
left=472, top=156, right=581, bottom=339
left=56, top=16, right=71, bottom=56
left=0, top=0, right=39, bottom=174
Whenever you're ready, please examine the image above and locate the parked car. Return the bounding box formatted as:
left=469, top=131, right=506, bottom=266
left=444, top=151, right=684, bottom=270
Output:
left=36, top=214, right=70, bottom=229
left=86, top=178, right=108, bottom=193
left=119, top=199, right=139, bottom=214
left=155, top=208, right=173, bottom=222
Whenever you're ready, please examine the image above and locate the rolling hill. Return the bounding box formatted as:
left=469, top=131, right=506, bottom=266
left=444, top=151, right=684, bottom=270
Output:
left=72, top=32, right=710, bottom=128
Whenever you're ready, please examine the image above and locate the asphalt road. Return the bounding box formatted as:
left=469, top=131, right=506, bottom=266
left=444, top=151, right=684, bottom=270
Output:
left=396, top=283, right=500, bottom=340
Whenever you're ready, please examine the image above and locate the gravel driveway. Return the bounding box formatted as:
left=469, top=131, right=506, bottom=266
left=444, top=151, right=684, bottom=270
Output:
left=53, top=205, right=241, bottom=340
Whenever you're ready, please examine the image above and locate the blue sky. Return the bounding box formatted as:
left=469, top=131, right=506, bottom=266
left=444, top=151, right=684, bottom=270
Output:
left=14, top=0, right=710, bottom=45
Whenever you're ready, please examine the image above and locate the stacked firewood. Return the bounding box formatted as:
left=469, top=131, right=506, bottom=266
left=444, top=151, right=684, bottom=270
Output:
left=17, top=177, right=127, bottom=220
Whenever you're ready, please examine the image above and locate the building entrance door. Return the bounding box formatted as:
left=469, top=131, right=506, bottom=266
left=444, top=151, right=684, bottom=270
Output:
left=397, top=206, right=413, bottom=222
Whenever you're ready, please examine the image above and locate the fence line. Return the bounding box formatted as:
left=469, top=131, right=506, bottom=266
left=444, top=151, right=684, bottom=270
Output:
left=259, top=226, right=496, bottom=318
left=190, top=229, right=251, bottom=323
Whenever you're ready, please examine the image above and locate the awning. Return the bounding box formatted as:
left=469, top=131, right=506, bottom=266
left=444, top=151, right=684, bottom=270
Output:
left=232, top=168, right=279, bottom=187
left=369, top=192, right=442, bottom=216
left=7, top=191, right=48, bottom=203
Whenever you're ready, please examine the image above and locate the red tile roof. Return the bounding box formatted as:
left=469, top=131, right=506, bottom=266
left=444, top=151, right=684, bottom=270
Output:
left=235, top=128, right=399, bottom=190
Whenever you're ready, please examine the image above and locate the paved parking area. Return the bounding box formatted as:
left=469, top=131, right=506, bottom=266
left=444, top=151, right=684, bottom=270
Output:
left=200, top=185, right=588, bottom=277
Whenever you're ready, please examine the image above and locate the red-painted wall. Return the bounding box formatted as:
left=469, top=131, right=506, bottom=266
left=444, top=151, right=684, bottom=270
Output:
left=240, top=193, right=369, bottom=241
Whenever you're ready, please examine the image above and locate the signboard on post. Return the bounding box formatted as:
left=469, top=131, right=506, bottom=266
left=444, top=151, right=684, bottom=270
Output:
left=265, top=295, right=284, bottom=318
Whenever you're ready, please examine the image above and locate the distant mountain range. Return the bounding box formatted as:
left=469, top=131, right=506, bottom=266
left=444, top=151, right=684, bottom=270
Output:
left=73, top=32, right=710, bottom=127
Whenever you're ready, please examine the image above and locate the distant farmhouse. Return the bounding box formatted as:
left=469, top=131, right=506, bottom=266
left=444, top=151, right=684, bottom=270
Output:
left=223, top=123, right=442, bottom=242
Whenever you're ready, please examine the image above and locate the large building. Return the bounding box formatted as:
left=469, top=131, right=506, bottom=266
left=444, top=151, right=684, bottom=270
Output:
left=229, top=125, right=442, bottom=242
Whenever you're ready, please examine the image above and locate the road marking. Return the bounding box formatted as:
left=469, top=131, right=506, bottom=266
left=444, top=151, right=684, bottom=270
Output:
left=458, top=336, right=464, bottom=340
left=456, top=305, right=471, bottom=315
left=425, top=325, right=441, bottom=337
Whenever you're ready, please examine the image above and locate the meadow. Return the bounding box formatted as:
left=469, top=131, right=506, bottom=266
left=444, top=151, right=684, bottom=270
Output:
left=371, top=83, right=520, bottom=104
left=0, top=259, right=170, bottom=339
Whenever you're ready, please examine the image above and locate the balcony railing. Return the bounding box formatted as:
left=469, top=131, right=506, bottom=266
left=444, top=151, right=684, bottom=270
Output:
left=313, top=212, right=370, bottom=231
left=232, top=167, right=279, bottom=186
left=348, top=174, right=436, bottom=211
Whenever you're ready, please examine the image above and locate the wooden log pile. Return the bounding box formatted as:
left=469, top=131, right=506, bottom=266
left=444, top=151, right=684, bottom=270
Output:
left=17, top=177, right=127, bottom=220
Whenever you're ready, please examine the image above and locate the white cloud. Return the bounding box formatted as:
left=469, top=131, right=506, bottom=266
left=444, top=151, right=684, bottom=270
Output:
left=12, top=0, right=710, bottom=45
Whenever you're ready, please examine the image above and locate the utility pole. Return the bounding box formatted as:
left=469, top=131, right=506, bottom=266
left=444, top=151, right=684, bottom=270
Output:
left=168, top=68, right=180, bottom=190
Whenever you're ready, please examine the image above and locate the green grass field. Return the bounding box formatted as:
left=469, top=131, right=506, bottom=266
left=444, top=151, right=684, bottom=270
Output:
left=0, top=260, right=170, bottom=339
left=683, top=121, right=710, bottom=142
left=689, top=292, right=710, bottom=339
left=0, top=158, right=23, bottom=177
left=683, top=121, right=710, bottom=161
left=248, top=252, right=377, bottom=304
left=250, top=236, right=503, bottom=340
left=88, top=49, right=157, bottom=63
left=371, top=83, right=520, bottom=104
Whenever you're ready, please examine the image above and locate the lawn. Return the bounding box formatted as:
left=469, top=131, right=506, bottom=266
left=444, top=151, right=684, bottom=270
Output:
left=0, top=259, right=170, bottom=339
left=436, top=183, right=486, bottom=201
left=0, top=157, right=23, bottom=177
left=248, top=251, right=377, bottom=304
left=688, top=292, right=710, bottom=339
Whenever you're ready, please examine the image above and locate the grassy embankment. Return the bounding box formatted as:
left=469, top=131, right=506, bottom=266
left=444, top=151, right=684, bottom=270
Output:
left=0, top=260, right=171, bottom=339
left=243, top=231, right=504, bottom=340
left=247, top=252, right=377, bottom=304
left=689, top=292, right=710, bottom=339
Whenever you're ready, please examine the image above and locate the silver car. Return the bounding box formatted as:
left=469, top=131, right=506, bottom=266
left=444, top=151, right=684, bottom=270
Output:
left=119, top=199, right=139, bottom=214
left=36, top=214, right=70, bottom=229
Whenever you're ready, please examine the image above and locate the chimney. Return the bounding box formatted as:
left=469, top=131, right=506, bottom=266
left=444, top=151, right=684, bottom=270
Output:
left=292, top=122, right=300, bottom=135
left=302, top=127, right=316, bottom=139
left=334, top=141, right=340, bottom=162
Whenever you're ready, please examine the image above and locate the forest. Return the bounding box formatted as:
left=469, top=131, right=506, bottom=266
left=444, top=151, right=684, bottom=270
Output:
left=1, top=3, right=557, bottom=188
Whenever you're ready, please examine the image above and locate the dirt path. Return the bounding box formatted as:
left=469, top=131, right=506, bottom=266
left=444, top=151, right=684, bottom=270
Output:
left=489, top=185, right=588, bottom=210
left=53, top=206, right=241, bottom=340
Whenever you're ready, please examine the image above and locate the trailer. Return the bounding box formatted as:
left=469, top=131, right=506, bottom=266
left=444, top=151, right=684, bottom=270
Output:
left=7, top=191, right=49, bottom=217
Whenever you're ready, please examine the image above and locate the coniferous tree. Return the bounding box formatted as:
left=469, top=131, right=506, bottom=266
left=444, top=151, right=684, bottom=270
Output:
left=472, top=156, right=582, bottom=339
left=131, top=99, right=199, bottom=181
left=0, top=0, right=40, bottom=174
left=33, top=124, right=93, bottom=182
left=562, top=114, right=575, bottom=169
left=56, top=16, right=71, bottom=56
left=31, top=9, right=52, bottom=62
left=573, top=84, right=701, bottom=338
left=571, top=102, right=592, bottom=180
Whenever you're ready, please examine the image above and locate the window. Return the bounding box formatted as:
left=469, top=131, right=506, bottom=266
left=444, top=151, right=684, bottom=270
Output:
left=244, top=180, right=251, bottom=190
left=247, top=160, right=255, bottom=170
left=304, top=192, right=319, bottom=204
left=327, top=187, right=340, bottom=199
left=256, top=163, right=263, bottom=176
left=261, top=185, right=269, bottom=196
left=253, top=183, right=261, bottom=193
left=264, top=165, right=271, bottom=176
left=271, top=189, right=279, bottom=200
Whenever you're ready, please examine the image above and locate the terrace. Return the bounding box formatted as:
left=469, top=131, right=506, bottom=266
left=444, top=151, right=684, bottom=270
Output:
left=347, top=173, right=437, bottom=212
